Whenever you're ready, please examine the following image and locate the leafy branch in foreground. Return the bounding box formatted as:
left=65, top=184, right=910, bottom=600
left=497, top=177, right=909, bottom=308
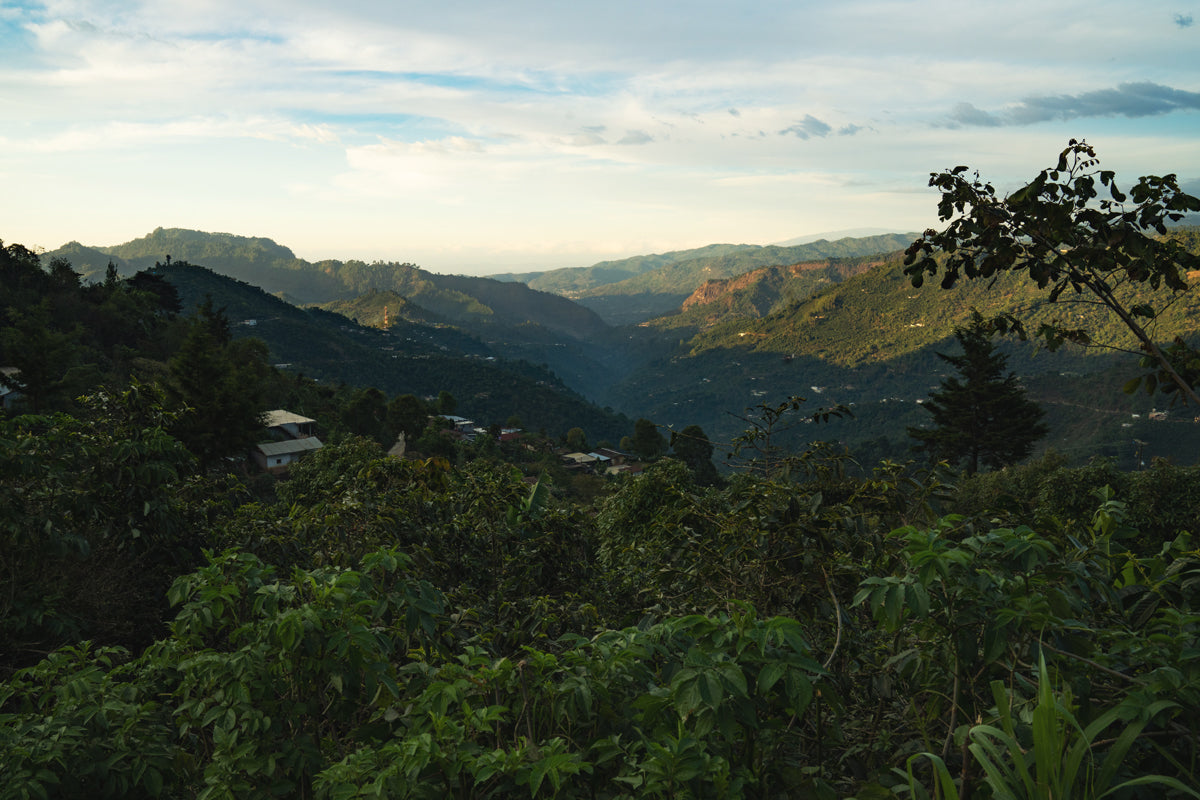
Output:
left=725, top=395, right=852, bottom=477
left=904, top=651, right=1200, bottom=800
left=904, top=139, right=1200, bottom=405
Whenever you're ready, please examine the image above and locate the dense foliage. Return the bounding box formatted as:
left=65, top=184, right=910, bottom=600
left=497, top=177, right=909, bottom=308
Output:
left=4, top=390, right=1200, bottom=798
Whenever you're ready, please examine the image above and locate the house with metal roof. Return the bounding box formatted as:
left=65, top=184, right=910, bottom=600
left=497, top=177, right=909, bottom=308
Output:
left=252, top=436, right=324, bottom=475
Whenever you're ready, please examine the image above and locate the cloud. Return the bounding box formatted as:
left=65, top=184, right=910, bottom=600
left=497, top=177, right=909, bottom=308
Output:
left=1175, top=13, right=1193, bottom=27
left=7, top=115, right=339, bottom=154
left=568, top=126, right=607, bottom=146
left=837, top=123, right=864, bottom=136
left=779, top=114, right=832, bottom=139
left=617, top=129, right=653, bottom=145
left=946, top=102, right=1002, bottom=127
left=945, top=82, right=1200, bottom=127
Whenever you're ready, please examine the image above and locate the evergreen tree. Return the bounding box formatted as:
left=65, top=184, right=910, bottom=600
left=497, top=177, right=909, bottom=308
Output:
left=908, top=311, right=1047, bottom=474
left=0, top=303, right=77, bottom=413
left=166, top=299, right=271, bottom=467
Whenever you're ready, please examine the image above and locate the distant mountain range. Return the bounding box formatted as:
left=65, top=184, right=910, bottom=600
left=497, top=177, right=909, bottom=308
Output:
left=491, top=233, right=920, bottom=325
left=40, top=225, right=1200, bottom=468
left=47, top=227, right=609, bottom=336
left=599, top=227, right=1200, bottom=467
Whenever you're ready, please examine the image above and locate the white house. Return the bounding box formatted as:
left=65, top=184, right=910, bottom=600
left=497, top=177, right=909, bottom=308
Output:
left=252, top=437, right=323, bottom=475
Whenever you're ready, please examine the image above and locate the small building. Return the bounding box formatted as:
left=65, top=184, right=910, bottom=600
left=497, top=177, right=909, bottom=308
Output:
left=438, top=415, right=477, bottom=434
left=252, top=437, right=323, bottom=475
left=560, top=451, right=612, bottom=473
left=594, top=447, right=627, bottom=465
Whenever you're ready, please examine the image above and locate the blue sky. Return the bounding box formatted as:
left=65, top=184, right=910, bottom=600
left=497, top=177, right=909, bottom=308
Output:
left=1, top=0, right=1198, bottom=274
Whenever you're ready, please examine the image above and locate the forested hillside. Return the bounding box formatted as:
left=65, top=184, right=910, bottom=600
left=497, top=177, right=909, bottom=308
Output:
left=45, top=228, right=630, bottom=399
left=538, top=234, right=918, bottom=325
left=599, top=225, right=1200, bottom=469
left=45, top=228, right=609, bottom=336
left=157, top=262, right=631, bottom=443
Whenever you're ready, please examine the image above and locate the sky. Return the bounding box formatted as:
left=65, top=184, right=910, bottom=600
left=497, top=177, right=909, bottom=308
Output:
left=1, top=1, right=1198, bottom=276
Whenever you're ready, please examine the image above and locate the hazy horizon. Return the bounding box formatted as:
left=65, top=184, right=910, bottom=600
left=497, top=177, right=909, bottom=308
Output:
left=3, top=1, right=1198, bottom=275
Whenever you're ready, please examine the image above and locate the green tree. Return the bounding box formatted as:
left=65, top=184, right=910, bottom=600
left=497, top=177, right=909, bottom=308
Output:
left=630, top=417, right=667, bottom=461
left=565, top=426, right=588, bottom=451
left=908, top=311, right=1047, bottom=474
left=670, top=424, right=722, bottom=486
left=904, top=139, right=1200, bottom=404
left=342, top=387, right=389, bottom=444
left=0, top=303, right=78, bottom=413
left=0, top=385, right=200, bottom=669
left=386, top=393, right=428, bottom=446
left=436, top=389, right=457, bottom=416
left=166, top=299, right=271, bottom=467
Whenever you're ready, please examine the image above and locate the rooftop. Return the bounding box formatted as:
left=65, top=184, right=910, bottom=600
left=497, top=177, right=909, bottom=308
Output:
left=262, top=410, right=317, bottom=428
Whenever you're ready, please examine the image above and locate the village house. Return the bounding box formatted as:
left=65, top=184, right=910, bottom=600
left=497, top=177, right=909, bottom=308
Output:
left=253, top=409, right=323, bottom=474
left=252, top=437, right=324, bottom=475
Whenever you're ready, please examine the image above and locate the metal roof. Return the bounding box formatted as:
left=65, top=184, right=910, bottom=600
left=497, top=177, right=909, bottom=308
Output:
left=255, top=437, right=323, bottom=457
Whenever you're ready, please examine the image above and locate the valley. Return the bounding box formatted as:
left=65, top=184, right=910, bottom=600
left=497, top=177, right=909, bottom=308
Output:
left=41, top=224, right=1200, bottom=470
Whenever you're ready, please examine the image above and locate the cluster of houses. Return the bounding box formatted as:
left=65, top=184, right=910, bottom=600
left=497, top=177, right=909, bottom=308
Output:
left=250, top=409, right=623, bottom=478
left=559, top=448, right=639, bottom=476
left=0, top=374, right=644, bottom=479
left=438, top=415, right=522, bottom=443
left=441, top=415, right=640, bottom=476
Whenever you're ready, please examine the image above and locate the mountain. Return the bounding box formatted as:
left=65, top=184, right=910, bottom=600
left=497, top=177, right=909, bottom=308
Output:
left=155, top=261, right=632, bottom=442
left=599, top=229, right=1200, bottom=468
left=318, top=289, right=450, bottom=329
left=545, top=233, right=919, bottom=325
left=659, top=255, right=891, bottom=331
left=771, top=228, right=900, bottom=247
left=490, top=244, right=759, bottom=294
left=44, top=228, right=621, bottom=400
left=45, top=228, right=609, bottom=336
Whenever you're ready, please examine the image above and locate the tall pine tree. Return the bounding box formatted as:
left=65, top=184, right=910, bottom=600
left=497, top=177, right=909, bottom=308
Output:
left=167, top=298, right=271, bottom=467
left=909, top=311, right=1047, bottom=474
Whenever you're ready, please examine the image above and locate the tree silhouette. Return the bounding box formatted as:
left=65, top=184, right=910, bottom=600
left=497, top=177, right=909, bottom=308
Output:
left=630, top=418, right=667, bottom=461
left=908, top=311, right=1047, bottom=474
left=904, top=139, right=1200, bottom=405
left=167, top=298, right=271, bottom=467
left=670, top=424, right=722, bottom=486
